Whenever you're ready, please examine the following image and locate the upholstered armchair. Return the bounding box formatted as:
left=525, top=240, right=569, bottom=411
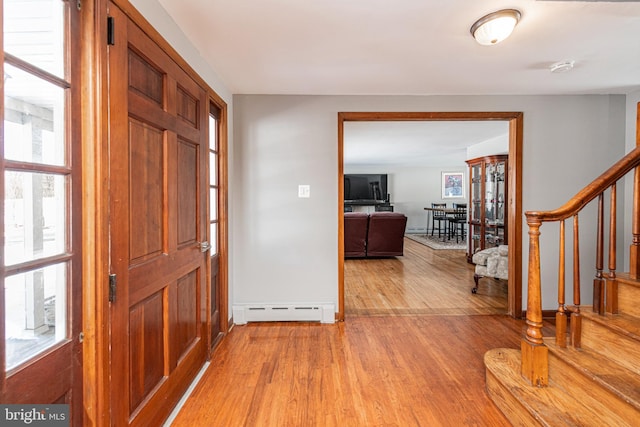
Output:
left=471, top=245, right=508, bottom=293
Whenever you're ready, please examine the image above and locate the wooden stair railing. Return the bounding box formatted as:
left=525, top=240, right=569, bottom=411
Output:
left=522, top=145, right=640, bottom=387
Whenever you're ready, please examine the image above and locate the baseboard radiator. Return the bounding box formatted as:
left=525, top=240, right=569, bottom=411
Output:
left=232, top=304, right=335, bottom=324
left=406, top=227, right=428, bottom=234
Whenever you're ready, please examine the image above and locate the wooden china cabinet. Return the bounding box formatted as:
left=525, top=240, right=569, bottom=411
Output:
left=465, top=155, right=508, bottom=263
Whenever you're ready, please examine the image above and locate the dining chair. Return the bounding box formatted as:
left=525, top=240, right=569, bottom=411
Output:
left=430, top=203, right=448, bottom=238
left=448, top=203, right=467, bottom=243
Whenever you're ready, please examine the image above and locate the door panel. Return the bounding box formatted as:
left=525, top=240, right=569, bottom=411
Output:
left=175, top=271, right=198, bottom=359
left=2, top=344, right=72, bottom=403
left=108, top=3, right=208, bottom=425
left=129, top=118, right=164, bottom=262
left=177, top=87, right=199, bottom=127
left=129, top=291, right=164, bottom=412
left=128, top=50, right=163, bottom=105
left=177, top=139, right=198, bottom=245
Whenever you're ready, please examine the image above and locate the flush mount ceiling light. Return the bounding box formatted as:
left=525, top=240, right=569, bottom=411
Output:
left=470, top=9, right=521, bottom=46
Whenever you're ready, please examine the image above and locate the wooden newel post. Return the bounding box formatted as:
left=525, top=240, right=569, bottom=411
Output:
left=521, top=217, right=549, bottom=387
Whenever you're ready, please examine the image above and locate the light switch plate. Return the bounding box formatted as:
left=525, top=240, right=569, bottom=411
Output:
left=298, top=185, right=311, bottom=198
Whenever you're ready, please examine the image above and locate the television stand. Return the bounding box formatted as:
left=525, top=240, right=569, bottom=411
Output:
left=345, top=200, right=393, bottom=213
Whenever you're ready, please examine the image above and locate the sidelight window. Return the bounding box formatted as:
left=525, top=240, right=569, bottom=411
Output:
left=209, top=108, right=220, bottom=255
left=2, top=0, right=73, bottom=371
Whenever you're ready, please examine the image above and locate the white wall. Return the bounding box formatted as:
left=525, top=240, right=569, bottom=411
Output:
left=624, top=90, right=640, bottom=271
left=233, top=94, right=626, bottom=311
left=129, top=0, right=237, bottom=315
left=467, top=134, right=509, bottom=160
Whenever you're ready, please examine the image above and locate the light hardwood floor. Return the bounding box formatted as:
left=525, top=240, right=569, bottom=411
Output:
left=170, top=316, right=524, bottom=426
left=345, top=237, right=508, bottom=316
left=170, top=238, right=517, bottom=426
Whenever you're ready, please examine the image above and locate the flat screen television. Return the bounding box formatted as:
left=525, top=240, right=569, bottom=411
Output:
left=344, top=174, right=388, bottom=202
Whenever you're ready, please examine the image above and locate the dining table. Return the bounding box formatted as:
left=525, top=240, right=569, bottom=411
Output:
left=423, top=206, right=467, bottom=241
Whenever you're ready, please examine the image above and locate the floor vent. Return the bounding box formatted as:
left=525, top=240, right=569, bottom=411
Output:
left=233, top=304, right=335, bottom=324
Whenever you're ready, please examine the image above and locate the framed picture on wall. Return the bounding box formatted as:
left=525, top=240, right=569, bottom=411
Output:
left=442, top=172, right=464, bottom=198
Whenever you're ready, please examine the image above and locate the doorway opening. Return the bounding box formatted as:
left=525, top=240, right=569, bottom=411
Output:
left=337, top=112, right=523, bottom=321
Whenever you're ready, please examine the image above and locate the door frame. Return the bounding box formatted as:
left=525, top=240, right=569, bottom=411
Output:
left=337, top=111, right=523, bottom=321
left=80, top=0, right=229, bottom=423
left=207, top=95, right=229, bottom=352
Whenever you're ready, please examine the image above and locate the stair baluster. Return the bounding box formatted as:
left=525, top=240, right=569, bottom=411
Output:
left=556, top=220, right=567, bottom=348
left=630, top=166, right=640, bottom=278
left=594, top=194, right=605, bottom=314
left=571, top=214, right=582, bottom=349
left=607, top=184, right=618, bottom=314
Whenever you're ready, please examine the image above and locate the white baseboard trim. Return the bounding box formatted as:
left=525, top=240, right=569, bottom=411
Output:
left=233, top=304, right=335, bottom=324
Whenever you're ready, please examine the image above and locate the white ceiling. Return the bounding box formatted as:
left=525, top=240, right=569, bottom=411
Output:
left=344, top=121, right=508, bottom=167
left=154, top=0, right=639, bottom=166
left=157, top=0, right=640, bottom=96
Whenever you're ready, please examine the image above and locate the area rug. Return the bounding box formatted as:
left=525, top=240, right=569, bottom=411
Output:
left=405, top=234, right=466, bottom=250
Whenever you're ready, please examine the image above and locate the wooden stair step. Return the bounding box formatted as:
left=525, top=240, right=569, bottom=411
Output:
left=544, top=337, right=640, bottom=422
left=485, top=348, right=634, bottom=426
left=613, top=273, right=640, bottom=318
left=580, top=309, right=640, bottom=375
left=614, top=272, right=640, bottom=287
left=581, top=308, right=640, bottom=339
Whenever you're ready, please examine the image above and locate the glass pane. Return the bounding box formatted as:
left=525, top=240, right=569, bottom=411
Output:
left=209, top=115, right=218, bottom=151
left=4, top=172, right=66, bottom=266
left=485, top=226, right=505, bottom=247
left=210, top=223, right=218, bottom=255
left=209, top=187, right=218, bottom=221
left=485, top=162, right=495, bottom=224
left=496, top=162, right=505, bottom=225
left=471, top=224, right=481, bottom=254
left=4, top=63, right=66, bottom=166
left=4, top=0, right=65, bottom=78
left=209, top=152, right=217, bottom=186
left=4, top=263, right=67, bottom=370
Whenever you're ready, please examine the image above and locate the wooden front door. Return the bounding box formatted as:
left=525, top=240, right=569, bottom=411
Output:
left=107, top=3, right=208, bottom=425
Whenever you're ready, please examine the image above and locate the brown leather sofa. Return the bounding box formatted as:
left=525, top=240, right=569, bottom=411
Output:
left=344, top=212, right=407, bottom=258
left=344, top=212, right=369, bottom=257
